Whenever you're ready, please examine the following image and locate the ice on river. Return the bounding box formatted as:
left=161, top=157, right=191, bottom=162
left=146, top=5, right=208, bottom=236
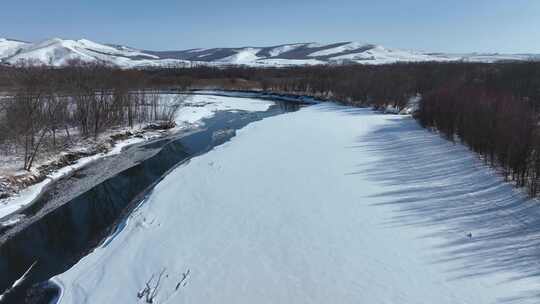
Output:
left=173, top=94, right=274, bottom=127
left=54, top=103, right=540, bottom=304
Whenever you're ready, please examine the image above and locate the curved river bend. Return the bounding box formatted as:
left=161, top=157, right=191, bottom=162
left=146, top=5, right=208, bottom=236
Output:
left=0, top=96, right=301, bottom=303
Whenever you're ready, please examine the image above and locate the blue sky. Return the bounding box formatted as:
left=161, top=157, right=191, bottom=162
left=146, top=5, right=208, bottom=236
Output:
left=1, top=0, right=539, bottom=53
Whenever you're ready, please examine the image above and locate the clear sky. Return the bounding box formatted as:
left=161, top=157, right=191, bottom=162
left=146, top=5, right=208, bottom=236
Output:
left=1, top=0, right=539, bottom=53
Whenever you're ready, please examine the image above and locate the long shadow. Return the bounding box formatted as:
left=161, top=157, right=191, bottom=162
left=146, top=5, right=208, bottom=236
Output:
left=339, top=108, right=540, bottom=303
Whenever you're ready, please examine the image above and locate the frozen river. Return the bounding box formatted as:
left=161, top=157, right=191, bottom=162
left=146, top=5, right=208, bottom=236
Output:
left=0, top=94, right=298, bottom=303
left=53, top=101, right=540, bottom=304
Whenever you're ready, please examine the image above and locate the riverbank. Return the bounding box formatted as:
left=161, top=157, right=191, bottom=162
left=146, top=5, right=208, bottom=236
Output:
left=0, top=93, right=279, bottom=225
left=0, top=93, right=301, bottom=303
left=0, top=126, right=168, bottom=221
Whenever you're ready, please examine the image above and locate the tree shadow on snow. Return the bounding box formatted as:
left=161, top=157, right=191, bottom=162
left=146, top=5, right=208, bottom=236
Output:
left=341, top=111, right=540, bottom=303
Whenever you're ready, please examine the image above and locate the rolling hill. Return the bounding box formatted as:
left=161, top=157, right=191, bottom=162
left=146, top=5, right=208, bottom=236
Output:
left=1, top=38, right=538, bottom=68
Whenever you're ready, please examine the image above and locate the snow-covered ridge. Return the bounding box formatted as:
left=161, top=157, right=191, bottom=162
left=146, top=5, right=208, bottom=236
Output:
left=0, top=38, right=190, bottom=68
left=1, top=37, right=538, bottom=68
left=308, top=41, right=371, bottom=57
left=0, top=38, right=29, bottom=59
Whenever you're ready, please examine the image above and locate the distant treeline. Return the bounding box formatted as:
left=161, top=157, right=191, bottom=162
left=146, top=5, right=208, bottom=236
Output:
left=2, top=61, right=540, bottom=197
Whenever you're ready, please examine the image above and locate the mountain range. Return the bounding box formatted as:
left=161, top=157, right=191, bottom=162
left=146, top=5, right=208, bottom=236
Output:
left=1, top=38, right=538, bottom=68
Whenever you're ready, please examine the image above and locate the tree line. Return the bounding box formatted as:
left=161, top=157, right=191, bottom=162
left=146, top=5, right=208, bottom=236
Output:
left=418, top=64, right=540, bottom=196
left=2, top=60, right=540, bottom=198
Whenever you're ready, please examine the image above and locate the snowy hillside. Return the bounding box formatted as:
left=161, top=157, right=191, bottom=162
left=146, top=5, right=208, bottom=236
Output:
left=145, top=41, right=459, bottom=66
left=1, top=38, right=538, bottom=68
left=0, top=39, right=29, bottom=59
left=0, top=38, right=190, bottom=68
left=54, top=102, right=540, bottom=304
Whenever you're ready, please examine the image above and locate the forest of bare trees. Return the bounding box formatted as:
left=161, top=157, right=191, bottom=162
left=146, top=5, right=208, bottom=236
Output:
left=0, top=61, right=187, bottom=170
left=1, top=60, right=540, bottom=197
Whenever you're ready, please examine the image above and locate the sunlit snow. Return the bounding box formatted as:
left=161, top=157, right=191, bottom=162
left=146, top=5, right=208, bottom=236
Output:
left=54, top=103, right=540, bottom=304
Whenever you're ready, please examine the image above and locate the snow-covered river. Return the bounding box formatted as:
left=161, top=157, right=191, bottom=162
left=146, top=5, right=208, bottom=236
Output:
left=2, top=95, right=540, bottom=304
left=0, top=94, right=300, bottom=303
left=52, top=102, right=540, bottom=303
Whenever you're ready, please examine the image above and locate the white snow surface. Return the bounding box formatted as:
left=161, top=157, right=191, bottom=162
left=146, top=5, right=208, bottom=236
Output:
left=254, top=58, right=325, bottom=66
left=215, top=48, right=262, bottom=65
left=329, top=45, right=454, bottom=64
left=54, top=103, right=540, bottom=304
left=173, top=94, right=273, bottom=127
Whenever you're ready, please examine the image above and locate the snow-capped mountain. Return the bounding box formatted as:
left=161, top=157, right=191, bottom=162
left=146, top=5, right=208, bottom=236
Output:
left=0, top=38, right=538, bottom=68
